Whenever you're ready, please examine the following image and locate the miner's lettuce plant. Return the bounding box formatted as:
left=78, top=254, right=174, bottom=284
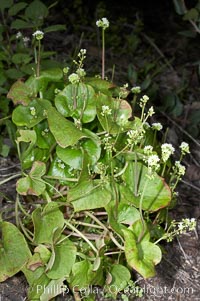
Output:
left=0, top=18, right=196, bottom=301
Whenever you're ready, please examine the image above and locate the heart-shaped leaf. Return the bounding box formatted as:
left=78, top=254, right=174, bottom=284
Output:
left=32, top=202, right=65, bottom=244
left=7, top=79, right=32, bottom=105
left=55, top=83, right=96, bottom=123
left=47, top=107, right=86, bottom=147
left=47, top=238, right=76, bottom=279
left=122, top=162, right=171, bottom=212
left=16, top=161, right=46, bottom=195
left=0, top=221, right=31, bottom=282
left=68, top=180, right=112, bottom=212
left=12, top=98, right=51, bottom=128
left=123, top=220, right=162, bottom=279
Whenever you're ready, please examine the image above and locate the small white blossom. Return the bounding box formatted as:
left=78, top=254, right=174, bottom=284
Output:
left=76, top=67, right=86, bottom=77
left=161, top=143, right=175, bottom=162
left=152, top=122, right=163, bottom=131
left=30, top=107, right=36, bottom=116
left=68, top=73, right=80, bottom=84
left=127, top=127, right=144, bottom=145
left=101, top=105, right=112, bottom=116
left=16, top=32, right=22, bottom=39
left=131, top=86, right=141, bottom=94
left=180, top=142, right=190, bottom=155
left=96, top=17, right=109, bottom=30
left=146, top=154, right=160, bottom=177
left=32, top=30, right=44, bottom=40
left=23, top=36, right=30, bottom=47
left=144, top=145, right=153, bottom=155
left=139, top=95, right=149, bottom=107
left=63, top=67, right=69, bottom=74
left=174, top=161, right=186, bottom=177
left=148, top=106, right=155, bottom=117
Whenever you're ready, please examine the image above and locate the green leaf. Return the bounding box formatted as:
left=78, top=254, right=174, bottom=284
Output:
left=0, top=0, right=13, bottom=12
left=8, top=2, right=27, bottom=16
left=81, top=129, right=101, bottom=165
left=12, top=53, right=32, bottom=65
left=47, top=107, right=86, bottom=147
left=96, top=93, right=132, bottom=134
left=56, top=146, right=83, bottom=170
left=27, top=273, right=50, bottom=300
left=34, top=120, right=55, bottom=149
left=117, top=203, right=140, bottom=225
left=40, top=278, right=66, bottom=301
left=25, top=0, right=48, bottom=20
left=122, top=162, right=171, bottom=212
left=16, top=161, right=46, bottom=195
left=11, top=19, right=33, bottom=29
left=0, top=221, right=31, bottom=282
left=108, top=264, right=131, bottom=297
left=7, top=80, right=31, bottom=106
left=68, top=180, right=112, bottom=212
left=71, top=260, right=93, bottom=287
left=44, top=24, right=66, bottom=33
left=85, top=77, right=119, bottom=96
left=47, top=156, right=77, bottom=186
left=47, top=238, right=76, bottom=279
left=12, top=98, right=51, bottom=128
left=55, top=83, right=96, bottom=123
left=183, top=8, right=199, bottom=21
left=173, top=0, right=187, bottom=15
left=123, top=220, right=162, bottom=278
left=32, top=202, right=65, bottom=244
left=26, top=68, right=63, bottom=96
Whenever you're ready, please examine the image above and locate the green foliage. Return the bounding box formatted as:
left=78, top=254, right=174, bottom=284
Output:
left=0, top=8, right=196, bottom=301
left=0, top=0, right=66, bottom=156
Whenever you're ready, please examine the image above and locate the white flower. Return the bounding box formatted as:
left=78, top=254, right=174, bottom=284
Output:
left=180, top=142, right=190, bottom=155
left=148, top=106, right=155, bottom=117
left=131, top=86, right=141, bottom=94
left=144, top=145, right=153, bottom=155
left=23, top=36, right=30, bottom=47
left=147, top=154, right=160, bottom=168
left=174, top=161, right=186, bottom=176
left=30, top=107, right=36, bottom=116
left=101, top=105, right=112, bottom=116
left=16, top=32, right=22, bottom=39
left=139, top=95, right=149, bottom=107
left=146, top=154, right=160, bottom=177
left=152, top=122, right=163, bottom=131
left=161, top=143, right=175, bottom=162
left=32, top=30, right=44, bottom=40
left=68, top=73, right=80, bottom=84
left=76, top=67, right=86, bottom=77
left=96, top=17, right=109, bottom=30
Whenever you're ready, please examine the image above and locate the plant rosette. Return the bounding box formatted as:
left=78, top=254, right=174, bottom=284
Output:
left=1, top=28, right=196, bottom=301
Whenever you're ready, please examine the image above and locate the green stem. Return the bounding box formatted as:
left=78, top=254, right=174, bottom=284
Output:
left=36, top=40, right=41, bottom=77
left=102, top=28, right=105, bottom=79
left=138, top=178, right=149, bottom=242
left=65, top=220, right=98, bottom=255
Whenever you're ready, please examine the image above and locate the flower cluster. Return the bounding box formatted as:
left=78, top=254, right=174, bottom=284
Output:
left=131, top=86, right=141, bottom=94
left=101, top=105, right=112, bottom=116
left=161, top=143, right=175, bottom=162
left=146, top=154, right=160, bottom=177
left=152, top=122, right=163, bottom=131
left=173, top=161, right=186, bottom=177
left=96, top=18, right=109, bottom=30
left=164, top=218, right=196, bottom=242
left=32, top=30, right=44, bottom=40
left=127, top=127, right=144, bottom=146
left=139, top=95, right=149, bottom=107
left=68, top=73, right=80, bottom=85
left=180, top=142, right=190, bottom=155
